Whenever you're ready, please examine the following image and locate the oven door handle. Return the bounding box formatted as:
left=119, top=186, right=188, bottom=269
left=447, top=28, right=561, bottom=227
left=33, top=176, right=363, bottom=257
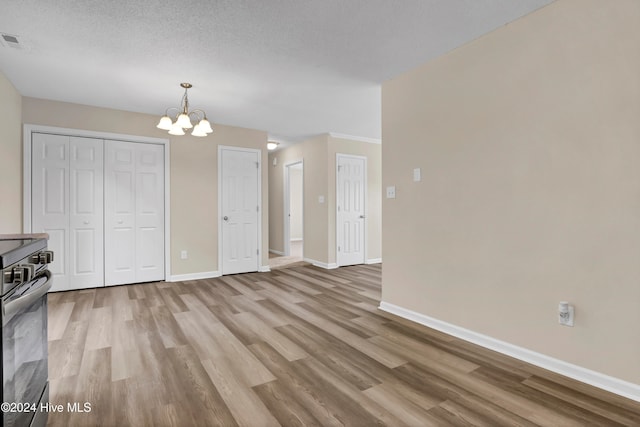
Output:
left=3, top=270, right=52, bottom=320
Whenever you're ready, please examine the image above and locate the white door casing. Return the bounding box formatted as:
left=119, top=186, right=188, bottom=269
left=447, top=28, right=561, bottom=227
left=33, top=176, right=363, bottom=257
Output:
left=220, top=147, right=260, bottom=275
left=336, top=154, right=366, bottom=267
left=31, top=133, right=104, bottom=291
left=104, top=140, right=164, bottom=286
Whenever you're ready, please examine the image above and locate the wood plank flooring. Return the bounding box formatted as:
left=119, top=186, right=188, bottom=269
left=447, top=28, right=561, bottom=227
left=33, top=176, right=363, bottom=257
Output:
left=47, top=264, right=640, bottom=426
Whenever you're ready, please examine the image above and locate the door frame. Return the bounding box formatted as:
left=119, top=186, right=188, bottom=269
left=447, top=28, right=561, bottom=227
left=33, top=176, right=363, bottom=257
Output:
left=283, top=159, right=304, bottom=257
left=22, top=124, right=171, bottom=281
left=217, top=145, right=263, bottom=275
left=336, top=153, right=367, bottom=267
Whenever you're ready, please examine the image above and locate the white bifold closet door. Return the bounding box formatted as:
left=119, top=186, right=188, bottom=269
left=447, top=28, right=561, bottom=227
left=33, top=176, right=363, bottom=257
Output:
left=104, top=140, right=165, bottom=286
left=31, top=133, right=104, bottom=292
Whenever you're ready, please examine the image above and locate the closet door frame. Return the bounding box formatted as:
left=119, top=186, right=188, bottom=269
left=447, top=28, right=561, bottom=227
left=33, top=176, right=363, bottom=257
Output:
left=23, top=124, right=171, bottom=282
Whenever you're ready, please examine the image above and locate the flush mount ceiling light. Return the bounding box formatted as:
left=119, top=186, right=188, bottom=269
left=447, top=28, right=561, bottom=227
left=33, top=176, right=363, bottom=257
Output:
left=267, top=141, right=279, bottom=150
left=157, top=83, right=213, bottom=137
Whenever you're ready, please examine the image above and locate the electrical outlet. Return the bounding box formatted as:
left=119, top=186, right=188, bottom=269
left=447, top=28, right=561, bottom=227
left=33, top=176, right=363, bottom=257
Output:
left=558, top=302, right=574, bottom=327
left=181, top=250, right=188, bottom=260
left=386, top=186, right=396, bottom=199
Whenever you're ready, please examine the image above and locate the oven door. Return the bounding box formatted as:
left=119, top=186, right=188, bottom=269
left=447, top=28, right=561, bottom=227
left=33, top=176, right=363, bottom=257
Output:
left=2, top=270, right=52, bottom=427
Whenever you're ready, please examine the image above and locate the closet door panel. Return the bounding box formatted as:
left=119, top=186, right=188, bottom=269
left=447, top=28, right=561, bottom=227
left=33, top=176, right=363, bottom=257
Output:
left=105, top=140, right=164, bottom=285
left=32, top=133, right=69, bottom=291
left=32, top=134, right=104, bottom=290
left=104, top=141, right=137, bottom=285
left=69, top=137, right=104, bottom=288
left=135, top=144, right=164, bottom=283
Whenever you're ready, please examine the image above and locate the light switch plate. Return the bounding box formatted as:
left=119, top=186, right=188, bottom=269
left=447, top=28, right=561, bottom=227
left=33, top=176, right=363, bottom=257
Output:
left=386, top=186, right=396, bottom=199
left=413, top=168, right=421, bottom=182
left=318, top=195, right=325, bottom=203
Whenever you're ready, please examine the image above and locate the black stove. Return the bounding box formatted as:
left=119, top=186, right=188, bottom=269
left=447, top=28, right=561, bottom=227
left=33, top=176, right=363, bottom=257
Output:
left=1, top=235, right=52, bottom=427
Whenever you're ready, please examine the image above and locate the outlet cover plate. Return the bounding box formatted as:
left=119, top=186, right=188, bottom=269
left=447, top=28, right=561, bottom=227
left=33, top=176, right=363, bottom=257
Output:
left=559, top=306, right=574, bottom=327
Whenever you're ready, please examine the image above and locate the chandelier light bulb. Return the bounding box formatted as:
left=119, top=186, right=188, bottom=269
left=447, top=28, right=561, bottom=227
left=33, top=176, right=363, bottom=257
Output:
left=157, top=115, right=173, bottom=130
left=199, top=118, right=213, bottom=134
left=168, top=122, right=185, bottom=135
left=191, top=124, right=207, bottom=137
left=176, top=113, right=193, bottom=129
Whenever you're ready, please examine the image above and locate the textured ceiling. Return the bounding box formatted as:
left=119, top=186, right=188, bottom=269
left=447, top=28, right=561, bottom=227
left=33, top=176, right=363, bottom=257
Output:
left=0, top=0, right=553, bottom=144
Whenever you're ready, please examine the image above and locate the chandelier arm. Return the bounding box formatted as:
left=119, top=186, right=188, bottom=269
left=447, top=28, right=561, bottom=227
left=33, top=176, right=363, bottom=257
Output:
left=188, top=109, right=206, bottom=120
left=164, top=107, right=181, bottom=118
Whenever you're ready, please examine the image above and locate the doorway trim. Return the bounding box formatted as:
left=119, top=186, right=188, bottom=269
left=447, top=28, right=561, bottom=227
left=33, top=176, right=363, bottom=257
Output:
left=22, top=124, right=171, bottom=281
left=336, top=153, right=367, bottom=267
left=217, top=145, right=263, bottom=275
left=283, top=159, right=304, bottom=257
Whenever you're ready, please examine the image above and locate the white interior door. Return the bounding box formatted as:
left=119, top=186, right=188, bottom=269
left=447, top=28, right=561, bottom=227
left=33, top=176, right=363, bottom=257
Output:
left=32, top=133, right=103, bottom=291
left=336, top=154, right=366, bottom=266
left=105, top=140, right=164, bottom=285
left=221, top=148, right=260, bottom=275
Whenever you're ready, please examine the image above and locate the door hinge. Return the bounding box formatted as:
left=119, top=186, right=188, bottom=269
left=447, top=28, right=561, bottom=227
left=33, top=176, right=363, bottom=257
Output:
left=256, top=162, right=259, bottom=168
left=257, top=249, right=259, bottom=255
left=338, top=246, right=341, bottom=252
left=256, top=205, right=259, bottom=212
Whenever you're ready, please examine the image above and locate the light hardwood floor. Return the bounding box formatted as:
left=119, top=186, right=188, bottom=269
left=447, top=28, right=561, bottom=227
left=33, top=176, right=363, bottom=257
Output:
left=47, top=264, right=640, bottom=426
left=269, top=240, right=305, bottom=270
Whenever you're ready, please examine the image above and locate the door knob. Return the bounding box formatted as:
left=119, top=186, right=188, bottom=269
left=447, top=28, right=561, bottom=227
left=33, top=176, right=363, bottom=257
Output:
left=83, top=221, right=90, bottom=224
left=359, top=215, right=366, bottom=219
left=223, top=216, right=229, bottom=221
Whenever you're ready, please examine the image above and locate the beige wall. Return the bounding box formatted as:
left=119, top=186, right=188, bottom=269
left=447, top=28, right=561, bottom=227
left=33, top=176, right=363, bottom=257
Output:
left=0, top=72, right=23, bottom=233
left=21, top=97, right=269, bottom=276
left=382, top=0, right=640, bottom=385
left=268, top=134, right=381, bottom=266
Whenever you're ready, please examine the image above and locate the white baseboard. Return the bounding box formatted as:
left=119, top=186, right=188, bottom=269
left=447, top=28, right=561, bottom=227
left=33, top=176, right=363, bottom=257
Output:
left=290, top=238, right=303, bottom=242
left=366, top=258, right=382, bottom=264
left=304, top=258, right=338, bottom=269
left=269, top=249, right=285, bottom=256
left=259, top=265, right=271, bottom=272
left=378, top=301, right=640, bottom=403
left=168, top=271, right=220, bottom=282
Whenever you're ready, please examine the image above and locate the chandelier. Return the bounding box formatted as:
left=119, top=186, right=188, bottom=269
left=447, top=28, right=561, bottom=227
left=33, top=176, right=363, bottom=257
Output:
left=156, top=83, right=213, bottom=137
